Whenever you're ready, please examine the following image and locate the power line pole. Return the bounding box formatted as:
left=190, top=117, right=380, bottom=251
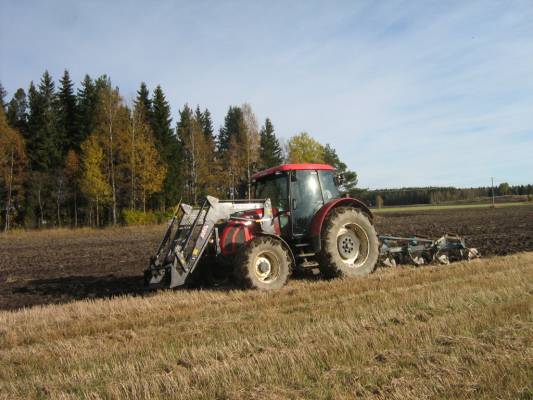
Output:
left=491, top=177, right=495, bottom=208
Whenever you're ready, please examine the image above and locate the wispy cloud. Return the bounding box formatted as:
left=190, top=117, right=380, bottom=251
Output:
left=1, top=0, right=532, bottom=188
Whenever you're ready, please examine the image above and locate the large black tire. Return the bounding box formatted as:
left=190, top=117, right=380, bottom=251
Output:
left=317, top=207, right=379, bottom=278
left=234, top=236, right=292, bottom=290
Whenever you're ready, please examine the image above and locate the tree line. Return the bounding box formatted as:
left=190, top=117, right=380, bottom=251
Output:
left=0, top=71, right=355, bottom=230
left=353, top=184, right=533, bottom=208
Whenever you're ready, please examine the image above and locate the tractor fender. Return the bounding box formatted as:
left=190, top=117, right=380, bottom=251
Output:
left=309, top=198, right=373, bottom=252
left=256, top=232, right=296, bottom=270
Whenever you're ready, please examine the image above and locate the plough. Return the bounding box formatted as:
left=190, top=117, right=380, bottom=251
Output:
left=379, top=234, right=480, bottom=267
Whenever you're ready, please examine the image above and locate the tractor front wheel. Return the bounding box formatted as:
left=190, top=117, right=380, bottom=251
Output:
left=318, top=207, right=379, bottom=278
left=234, top=236, right=291, bottom=290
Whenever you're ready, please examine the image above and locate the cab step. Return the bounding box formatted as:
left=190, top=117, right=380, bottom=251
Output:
left=297, top=252, right=316, bottom=258
left=299, top=260, right=320, bottom=268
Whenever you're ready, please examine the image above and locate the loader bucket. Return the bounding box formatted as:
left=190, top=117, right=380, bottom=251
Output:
left=144, top=196, right=268, bottom=290
left=144, top=198, right=214, bottom=290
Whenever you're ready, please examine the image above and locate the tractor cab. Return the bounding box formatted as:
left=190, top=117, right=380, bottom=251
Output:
left=252, top=164, right=342, bottom=238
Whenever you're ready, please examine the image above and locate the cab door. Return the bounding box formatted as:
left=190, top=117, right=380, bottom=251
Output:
left=290, top=170, right=324, bottom=236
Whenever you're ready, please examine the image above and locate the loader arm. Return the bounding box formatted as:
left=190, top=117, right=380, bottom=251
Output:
left=145, top=196, right=271, bottom=289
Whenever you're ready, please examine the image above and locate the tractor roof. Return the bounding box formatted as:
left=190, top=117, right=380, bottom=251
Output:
left=252, top=163, right=335, bottom=180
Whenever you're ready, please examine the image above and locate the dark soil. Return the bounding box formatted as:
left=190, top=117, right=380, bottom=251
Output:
left=374, top=206, right=533, bottom=257
left=1, top=206, right=532, bottom=311
left=0, top=226, right=165, bottom=311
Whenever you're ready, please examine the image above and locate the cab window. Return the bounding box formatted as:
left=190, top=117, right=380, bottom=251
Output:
left=318, top=170, right=340, bottom=202
left=254, top=173, right=289, bottom=211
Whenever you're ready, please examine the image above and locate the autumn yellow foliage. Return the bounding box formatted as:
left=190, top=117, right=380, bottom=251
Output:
left=288, top=132, right=326, bottom=164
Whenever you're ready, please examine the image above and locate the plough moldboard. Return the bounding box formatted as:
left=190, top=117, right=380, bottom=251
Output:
left=378, top=233, right=480, bottom=267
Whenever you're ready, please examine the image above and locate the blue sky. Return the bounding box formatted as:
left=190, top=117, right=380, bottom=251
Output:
left=1, top=0, right=532, bottom=188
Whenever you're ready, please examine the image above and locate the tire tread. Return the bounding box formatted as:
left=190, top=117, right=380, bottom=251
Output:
left=234, top=236, right=292, bottom=289
left=317, top=207, right=378, bottom=278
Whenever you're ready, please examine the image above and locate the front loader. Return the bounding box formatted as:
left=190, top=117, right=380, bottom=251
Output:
left=145, top=163, right=478, bottom=290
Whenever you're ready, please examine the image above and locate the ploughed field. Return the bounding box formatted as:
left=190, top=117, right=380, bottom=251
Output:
left=1, top=205, right=532, bottom=311
left=374, top=204, right=533, bottom=256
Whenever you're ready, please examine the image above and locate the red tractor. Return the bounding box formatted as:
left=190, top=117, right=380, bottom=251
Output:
left=145, top=163, right=380, bottom=290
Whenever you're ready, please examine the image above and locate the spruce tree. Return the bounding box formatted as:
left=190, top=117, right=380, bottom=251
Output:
left=25, top=73, right=60, bottom=227
left=94, top=74, right=110, bottom=92
left=194, top=105, right=203, bottom=131
left=28, top=76, right=59, bottom=171
left=258, top=118, right=283, bottom=169
left=6, top=88, right=28, bottom=136
left=135, top=82, right=152, bottom=123
left=193, top=105, right=215, bottom=141
left=201, top=108, right=214, bottom=141
left=37, top=70, right=61, bottom=169
left=76, top=74, right=98, bottom=146
left=218, top=106, right=243, bottom=153
left=151, top=85, right=173, bottom=150
left=151, top=85, right=181, bottom=206
left=178, top=106, right=198, bottom=202
left=26, top=81, right=40, bottom=169
left=57, top=70, right=78, bottom=152
left=198, top=108, right=216, bottom=195
left=177, top=105, right=193, bottom=136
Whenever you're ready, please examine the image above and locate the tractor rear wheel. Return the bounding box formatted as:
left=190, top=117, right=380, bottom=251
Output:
left=234, top=236, right=291, bottom=290
left=317, top=207, right=379, bottom=278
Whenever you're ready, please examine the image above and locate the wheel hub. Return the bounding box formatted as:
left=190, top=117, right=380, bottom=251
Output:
left=337, top=230, right=360, bottom=260
left=255, top=256, right=272, bottom=279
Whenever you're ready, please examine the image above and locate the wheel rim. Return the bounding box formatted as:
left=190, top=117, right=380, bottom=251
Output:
left=336, top=223, right=370, bottom=268
left=254, top=251, right=280, bottom=283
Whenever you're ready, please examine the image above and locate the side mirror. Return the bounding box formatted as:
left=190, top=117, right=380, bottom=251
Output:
left=292, top=198, right=297, bottom=210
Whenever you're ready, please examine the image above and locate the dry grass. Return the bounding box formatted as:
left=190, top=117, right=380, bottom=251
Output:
left=0, top=253, right=532, bottom=400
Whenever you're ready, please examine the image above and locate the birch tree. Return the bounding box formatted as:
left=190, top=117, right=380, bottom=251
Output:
left=95, top=80, right=122, bottom=225
left=80, top=134, right=111, bottom=227
left=122, top=103, right=166, bottom=211
left=241, top=103, right=260, bottom=199
left=0, top=109, right=27, bottom=231
left=64, top=150, right=80, bottom=227
left=136, top=134, right=166, bottom=212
